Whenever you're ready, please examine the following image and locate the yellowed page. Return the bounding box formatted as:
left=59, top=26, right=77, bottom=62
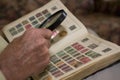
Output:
left=0, top=35, right=8, bottom=54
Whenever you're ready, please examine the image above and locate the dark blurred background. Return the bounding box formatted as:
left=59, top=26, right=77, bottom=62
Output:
left=0, top=0, right=120, bottom=45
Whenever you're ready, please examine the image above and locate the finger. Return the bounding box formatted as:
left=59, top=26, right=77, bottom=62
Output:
left=39, top=28, right=53, bottom=40
left=37, top=37, right=51, bottom=48
left=45, top=39, right=51, bottom=48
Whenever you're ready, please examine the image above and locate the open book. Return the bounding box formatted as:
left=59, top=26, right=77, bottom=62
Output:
left=0, top=0, right=120, bottom=80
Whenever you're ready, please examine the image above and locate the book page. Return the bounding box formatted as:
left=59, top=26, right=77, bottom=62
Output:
left=34, top=33, right=120, bottom=80
left=0, top=35, right=8, bottom=54
left=2, top=0, right=88, bottom=42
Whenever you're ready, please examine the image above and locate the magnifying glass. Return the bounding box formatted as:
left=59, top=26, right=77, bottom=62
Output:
left=30, top=10, right=67, bottom=79
left=39, top=10, right=67, bottom=31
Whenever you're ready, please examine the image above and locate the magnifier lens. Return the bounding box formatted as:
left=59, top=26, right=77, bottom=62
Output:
left=39, top=10, right=67, bottom=31
left=41, top=13, right=61, bottom=28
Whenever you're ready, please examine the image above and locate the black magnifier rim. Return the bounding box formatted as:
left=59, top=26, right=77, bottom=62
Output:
left=39, top=9, right=67, bottom=31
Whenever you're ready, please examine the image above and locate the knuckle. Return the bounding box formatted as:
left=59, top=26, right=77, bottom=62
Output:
left=41, top=39, right=46, bottom=45
left=39, top=47, right=49, bottom=57
left=38, top=38, right=47, bottom=46
left=44, top=49, right=49, bottom=58
left=44, top=57, right=50, bottom=65
left=40, top=28, right=52, bottom=35
left=44, top=48, right=49, bottom=56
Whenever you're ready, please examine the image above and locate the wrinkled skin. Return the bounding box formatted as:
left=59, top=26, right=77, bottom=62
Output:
left=0, top=28, right=52, bottom=80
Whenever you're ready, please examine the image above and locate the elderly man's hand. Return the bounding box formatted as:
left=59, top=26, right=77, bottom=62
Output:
left=0, top=28, right=52, bottom=80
